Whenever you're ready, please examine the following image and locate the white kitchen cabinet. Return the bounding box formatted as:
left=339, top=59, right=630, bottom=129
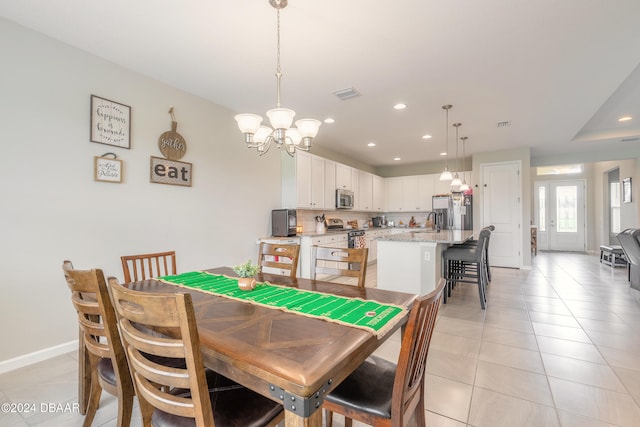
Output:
left=357, top=170, right=373, bottom=211
left=401, top=176, right=419, bottom=211
left=324, top=160, right=337, bottom=209
left=336, top=163, right=354, bottom=190
left=372, top=174, right=385, bottom=212
left=385, top=177, right=403, bottom=211
left=417, top=174, right=435, bottom=211
left=282, top=151, right=326, bottom=209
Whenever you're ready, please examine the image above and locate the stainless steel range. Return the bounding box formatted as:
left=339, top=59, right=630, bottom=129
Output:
left=324, top=218, right=367, bottom=249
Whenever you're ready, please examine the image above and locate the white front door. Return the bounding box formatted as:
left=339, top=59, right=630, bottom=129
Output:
left=481, top=161, right=522, bottom=268
left=534, top=180, right=586, bottom=251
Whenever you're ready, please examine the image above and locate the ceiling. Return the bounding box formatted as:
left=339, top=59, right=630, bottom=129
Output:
left=3, top=0, right=640, bottom=168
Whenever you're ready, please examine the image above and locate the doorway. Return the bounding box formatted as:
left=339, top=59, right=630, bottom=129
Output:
left=534, top=180, right=586, bottom=251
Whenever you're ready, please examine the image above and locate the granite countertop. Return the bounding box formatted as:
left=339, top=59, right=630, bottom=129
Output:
left=376, top=229, right=475, bottom=244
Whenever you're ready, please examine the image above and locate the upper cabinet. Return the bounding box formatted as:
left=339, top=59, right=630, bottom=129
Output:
left=336, top=163, right=354, bottom=190
left=357, top=170, right=373, bottom=211
left=282, top=150, right=469, bottom=212
left=282, top=151, right=327, bottom=210
left=372, top=175, right=385, bottom=212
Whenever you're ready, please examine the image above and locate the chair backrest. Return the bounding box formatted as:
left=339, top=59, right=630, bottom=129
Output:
left=62, top=261, right=133, bottom=393
left=257, top=242, right=300, bottom=278
left=617, top=228, right=640, bottom=264
left=108, top=279, right=214, bottom=426
left=311, top=246, right=369, bottom=288
left=392, top=278, right=445, bottom=425
left=121, top=251, right=177, bottom=282
left=475, top=228, right=492, bottom=260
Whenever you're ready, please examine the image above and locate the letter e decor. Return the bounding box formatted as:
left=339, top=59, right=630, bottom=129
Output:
left=150, top=156, right=192, bottom=187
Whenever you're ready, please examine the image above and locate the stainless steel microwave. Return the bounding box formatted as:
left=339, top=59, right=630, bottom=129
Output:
left=336, top=189, right=354, bottom=209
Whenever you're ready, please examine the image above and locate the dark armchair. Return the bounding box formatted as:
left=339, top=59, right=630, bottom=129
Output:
left=617, top=228, right=640, bottom=291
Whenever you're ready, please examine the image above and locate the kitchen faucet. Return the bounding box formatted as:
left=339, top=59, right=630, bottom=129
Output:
left=426, top=211, right=439, bottom=232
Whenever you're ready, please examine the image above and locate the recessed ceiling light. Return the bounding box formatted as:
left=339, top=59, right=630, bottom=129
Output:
left=324, top=118, right=335, bottom=123
left=440, top=152, right=447, bottom=156
left=422, top=134, right=432, bottom=139
left=618, top=116, right=633, bottom=122
left=394, top=103, right=407, bottom=110
left=393, top=157, right=401, bottom=161
left=367, top=142, right=376, bottom=147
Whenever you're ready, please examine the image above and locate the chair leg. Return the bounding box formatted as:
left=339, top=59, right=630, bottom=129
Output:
left=344, top=417, right=353, bottom=427
left=476, top=264, right=486, bottom=309
left=116, top=386, right=134, bottom=427
left=83, top=356, right=102, bottom=427
left=485, top=246, right=492, bottom=282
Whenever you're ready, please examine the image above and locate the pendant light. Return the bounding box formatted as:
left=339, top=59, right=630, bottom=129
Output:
left=459, top=136, right=470, bottom=192
left=234, top=0, right=321, bottom=156
left=451, top=122, right=462, bottom=188
left=439, top=104, right=453, bottom=181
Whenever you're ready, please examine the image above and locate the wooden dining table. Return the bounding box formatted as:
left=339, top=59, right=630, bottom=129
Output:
left=125, top=266, right=416, bottom=427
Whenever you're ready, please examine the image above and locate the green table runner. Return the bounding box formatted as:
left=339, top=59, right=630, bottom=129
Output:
left=158, top=271, right=407, bottom=336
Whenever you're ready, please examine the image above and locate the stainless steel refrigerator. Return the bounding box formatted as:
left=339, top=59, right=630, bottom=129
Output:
left=451, top=192, right=473, bottom=230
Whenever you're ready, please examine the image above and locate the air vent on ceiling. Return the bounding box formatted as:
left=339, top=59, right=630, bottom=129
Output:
left=497, top=121, right=511, bottom=128
left=621, top=137, right=640, bottom=142
left=332, top=87, right=361, bottom=101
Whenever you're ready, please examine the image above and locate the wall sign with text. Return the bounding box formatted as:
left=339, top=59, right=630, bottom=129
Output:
left=90, top=95, right=131, bottom=149
left=150, top=156, right=192, bottom=187
left=94, top=155, right=123, bottom=183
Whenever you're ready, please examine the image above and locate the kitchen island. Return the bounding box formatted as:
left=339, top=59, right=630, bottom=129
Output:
left=376, top=229, right=475, bottom=295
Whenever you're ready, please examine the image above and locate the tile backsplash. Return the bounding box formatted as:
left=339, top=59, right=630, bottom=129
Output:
left=297, top=210, right=431, bottom=232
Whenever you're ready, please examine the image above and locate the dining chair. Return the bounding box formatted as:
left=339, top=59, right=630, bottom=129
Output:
left=120, top=250, right=177, bottom=282
left=257, top=242, right=300, bottom=278
left=323, top=278, right=445, bottom=427
left=108, top=278, right=285, bottom=427
left=311, top=246, right=369, bottom=288
left=62, top=261, right=134, bottom=427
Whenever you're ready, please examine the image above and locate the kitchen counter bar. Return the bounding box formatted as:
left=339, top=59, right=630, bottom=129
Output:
left=375, top=229, right=475, bottom=295
left=376, top=229, right=474, bottom=244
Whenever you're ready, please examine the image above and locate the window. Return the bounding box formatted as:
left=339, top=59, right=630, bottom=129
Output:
left=611, top=182, right=621, bottom=233
left=536, top=164, right=583, bottom=176
left=538, top=186, right=546, bottom=232
left=556, top=186, right=577, bottom=233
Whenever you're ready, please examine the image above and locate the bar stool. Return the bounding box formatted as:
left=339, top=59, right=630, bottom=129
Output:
left=443, top=228, right=491, bottom=309
left=452, top=225, right=494, bottom=282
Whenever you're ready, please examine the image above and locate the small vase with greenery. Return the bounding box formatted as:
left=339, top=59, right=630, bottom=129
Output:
left=232, top=260, right=260, bottom=291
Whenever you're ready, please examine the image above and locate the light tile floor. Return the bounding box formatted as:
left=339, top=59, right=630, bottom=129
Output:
left=2, top=251, right=640, bottom=426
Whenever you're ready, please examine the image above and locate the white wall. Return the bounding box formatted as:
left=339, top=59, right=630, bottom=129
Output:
left=0, top=18, right=282, bottom=362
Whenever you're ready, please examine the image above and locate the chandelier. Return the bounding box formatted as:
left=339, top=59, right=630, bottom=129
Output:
left=234, top=0, right=321, bottom=156
left=439, top=105, right=453, bottom=181
left=451, top=122, right=462, bottom=188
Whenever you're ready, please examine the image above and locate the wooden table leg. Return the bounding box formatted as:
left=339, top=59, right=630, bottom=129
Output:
left=284, top=407, right=322, bottom=427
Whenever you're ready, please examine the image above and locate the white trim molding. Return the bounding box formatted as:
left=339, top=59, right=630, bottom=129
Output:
left=0, top=340, right=78, bottom=374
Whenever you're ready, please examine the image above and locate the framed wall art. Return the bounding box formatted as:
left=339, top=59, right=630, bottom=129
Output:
left=94, top=154, right=123, bottom=183
left=623, top=177, right=632, bottom=203
left=150, top=156, right=192, bottom=187
left=90, top=95, right=131, bottom=149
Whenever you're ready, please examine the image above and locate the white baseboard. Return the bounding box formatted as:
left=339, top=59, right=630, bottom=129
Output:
left=0, top=340, right=78, bottom=374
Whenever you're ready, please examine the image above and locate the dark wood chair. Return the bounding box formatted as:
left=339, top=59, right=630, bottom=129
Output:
left=108, top=278, right=284, bottom=427
left=311, top=246, right=369, bottom=288
left=62, top=261, right=134, bottom=427
left=120, top=250, right=177, bottom=282
left=323, top=279, right=445, bottom=427
left=257, top=242, right=300, bottom=278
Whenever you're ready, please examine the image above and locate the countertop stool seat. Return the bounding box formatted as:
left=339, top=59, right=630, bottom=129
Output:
left=600, top=245, right=627, bottom=268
